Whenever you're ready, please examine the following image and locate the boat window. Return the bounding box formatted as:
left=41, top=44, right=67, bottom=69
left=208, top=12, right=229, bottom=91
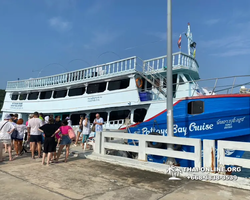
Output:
left=19, top=93, right=27, bottom=100
left=69, top=87, right=85, bottom=96
left=109, top=110, right=130, bottom=122
left=184, top=74, right=192, bottom=82
left=179, top=75, right=185, bottom=85
left=108, top=78, right=130, bottom=91
left=62, top=114, right=70, bottom=121
left=188, top=101, right=204, bottom=115
left=28, top=92, right=39, bottom=100
left=134, top=108, right=147, bottom=123
left=11, top=94, right=18, bottom=100
left=87, top=82, right=107, bottom=94
left=53, top=90, right=67, bottom=98
left=163, top=74, right=177, bottom=97
left=146, top=80, right=152, bottom=90
left=173, top=74, right=177, bottom=92
left=70, top=113, right=86, bottom=125
left=90, top=112, right=108, bottom=122
left=40, top=91, right=52, bottom=100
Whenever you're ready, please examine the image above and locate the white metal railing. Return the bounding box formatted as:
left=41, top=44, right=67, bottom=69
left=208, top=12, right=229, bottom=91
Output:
left=6, top=52, right=199, bottom=91
left=138, top=74, right=250, bottom=102
left=96, top=131, right=201, bottom=167
left=108, top=119, right=125, bottom=126
left=93, top=133, right=250, bottom=176
left=6, top=56, right=137, bottom=91
left=217, top=140, right=250, bottom=170
left=143, top=52, right=199, bottom=72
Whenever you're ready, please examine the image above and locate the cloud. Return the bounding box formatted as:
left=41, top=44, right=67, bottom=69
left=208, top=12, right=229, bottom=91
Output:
left=48, top=17, right=72, bottom=32
left=202, top=36, right=250, bottom=57
left=84, top=30, right=121, bottom=48
left=148, top=31, right=179, bottom=41
left=84, top=0, right=114, bottom=17
left=149, top=32, right=166, bottom=41
left=204, top=19, right=220, bottom=26
left=211, top=49, right=250, bottom=57
left=84, top=1, right=103, bottom=16
left=200, top=19, right=250, bottom=57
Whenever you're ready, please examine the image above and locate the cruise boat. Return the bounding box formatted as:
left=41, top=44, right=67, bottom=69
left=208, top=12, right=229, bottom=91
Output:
left=2, top=23, right=250, bottom=167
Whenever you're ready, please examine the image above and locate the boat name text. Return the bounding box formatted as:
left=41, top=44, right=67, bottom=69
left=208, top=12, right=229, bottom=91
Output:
left=141, top=122, right=214, bottom=136
left=10, top=102, right=23, bottom=109
left=88, top=96, right=102, bottom=102
left=217, top=117, right=246, bottom=129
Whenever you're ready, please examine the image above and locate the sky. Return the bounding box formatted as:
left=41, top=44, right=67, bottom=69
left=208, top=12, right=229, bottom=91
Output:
left=0, top=0, right=250, bottom=90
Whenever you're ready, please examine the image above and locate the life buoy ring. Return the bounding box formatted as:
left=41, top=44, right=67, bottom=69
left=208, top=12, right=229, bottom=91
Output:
left=136, top=78, right=143, bottom=88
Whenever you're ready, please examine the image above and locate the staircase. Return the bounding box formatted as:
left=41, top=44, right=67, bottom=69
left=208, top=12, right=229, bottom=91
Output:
left=136, top=57, right=167, bottom=97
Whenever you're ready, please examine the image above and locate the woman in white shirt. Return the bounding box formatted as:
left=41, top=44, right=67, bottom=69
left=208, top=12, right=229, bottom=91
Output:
left=15, top=119, right=27, bottom=156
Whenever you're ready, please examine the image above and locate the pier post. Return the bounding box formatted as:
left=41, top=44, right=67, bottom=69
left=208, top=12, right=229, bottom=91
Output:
left=203, top=140, right=215, bottom=171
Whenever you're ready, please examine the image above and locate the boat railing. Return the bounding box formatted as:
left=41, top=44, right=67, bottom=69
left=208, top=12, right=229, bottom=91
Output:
left=190, top=74, right=250, bottom=95
left=6, top=56, right=137, bottom=91
left=142, top=52, right=199, bottom=72
left=168, top=74, right=250, bottom=96
left=6, top=52, right=198, bottom=91
left=108, top=119, right=125, bottom=126
left=138, top=75, right=250, bottom=102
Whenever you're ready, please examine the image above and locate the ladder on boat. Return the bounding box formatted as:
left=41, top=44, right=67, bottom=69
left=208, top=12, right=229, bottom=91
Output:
left=136, top=57, right=167, bottom=97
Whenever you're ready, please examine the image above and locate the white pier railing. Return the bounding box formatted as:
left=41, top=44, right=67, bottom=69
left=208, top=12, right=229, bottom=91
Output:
left=95, top=131, right=202, bottom=167
left=217, top=140, right=250, bottom=169
left=94, top=131, right=250, bottom=173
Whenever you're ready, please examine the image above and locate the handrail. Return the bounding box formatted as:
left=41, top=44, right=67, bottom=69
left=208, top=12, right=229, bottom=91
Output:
left=6, top=52, right=199, bottom=91
left=7, top=56, right=137, bottom=83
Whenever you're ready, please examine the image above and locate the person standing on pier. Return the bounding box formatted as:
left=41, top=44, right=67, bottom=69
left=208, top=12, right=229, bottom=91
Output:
left=74, top=115, right=84, bottom=146
left=82, top=115, right=91, bottom=149
left=53, top=120, right=72, bottom=163
left=14, top=119, right=27, bottom=156
left=27, top=112, right=43, bottom=159
left=39, top=117, right=58, bottom=165
left=93, top=113, right=104, bottom=154
left=13, top=114, right=18, bottom=123
left=0, top=114, right=15, bottom=161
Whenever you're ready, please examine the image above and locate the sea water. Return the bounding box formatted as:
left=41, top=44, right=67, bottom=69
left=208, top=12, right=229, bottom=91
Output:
left=232, top=151, right=250, bottom=178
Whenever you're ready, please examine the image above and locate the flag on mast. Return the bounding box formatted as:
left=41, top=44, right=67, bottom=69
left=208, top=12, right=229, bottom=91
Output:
left=177, top=34, right=181, bottom=49
left=193, top=49, right=196, bottom=58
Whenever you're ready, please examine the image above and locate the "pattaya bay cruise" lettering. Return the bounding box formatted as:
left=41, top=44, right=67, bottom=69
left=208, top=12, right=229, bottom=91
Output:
left=141, top=122, right=214, bottom=136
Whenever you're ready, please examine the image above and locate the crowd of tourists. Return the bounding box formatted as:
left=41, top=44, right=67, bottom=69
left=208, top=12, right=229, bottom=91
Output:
left=0, top=112, right=104, bottom=165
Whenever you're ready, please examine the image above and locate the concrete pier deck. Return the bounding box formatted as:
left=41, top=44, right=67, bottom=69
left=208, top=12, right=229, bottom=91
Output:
left=0, top=150, right=249, bottom=200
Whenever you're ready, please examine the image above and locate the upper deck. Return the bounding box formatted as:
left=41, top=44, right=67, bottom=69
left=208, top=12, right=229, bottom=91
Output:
left=6, top=52, right=199, bottom=92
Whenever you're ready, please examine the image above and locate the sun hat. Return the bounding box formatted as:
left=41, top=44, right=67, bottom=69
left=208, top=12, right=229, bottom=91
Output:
left=4, top=114, right=11, bottom=120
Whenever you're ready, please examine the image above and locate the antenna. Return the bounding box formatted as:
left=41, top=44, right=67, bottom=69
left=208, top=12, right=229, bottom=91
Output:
left=186, top=23, right=192, bottom=56
left=186, top=23, right=196, bottom=58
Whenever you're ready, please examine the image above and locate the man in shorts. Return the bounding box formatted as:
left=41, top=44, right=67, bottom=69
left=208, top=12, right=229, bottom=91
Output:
left=82, top=115, right=91, bottom=149
left=93, top=113, right=104, bottom=153
left=0, top=114, right=15, bottom=161
left=27, top=112, right=43, bottom=159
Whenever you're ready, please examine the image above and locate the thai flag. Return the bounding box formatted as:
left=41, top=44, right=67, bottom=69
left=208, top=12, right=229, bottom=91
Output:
left=177, top=34, right=181, bottom=49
